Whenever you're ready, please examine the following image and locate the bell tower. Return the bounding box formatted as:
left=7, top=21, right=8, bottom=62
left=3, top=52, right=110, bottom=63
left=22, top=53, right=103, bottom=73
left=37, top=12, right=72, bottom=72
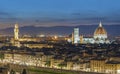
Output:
left=14, top=23, right=19, bottom=40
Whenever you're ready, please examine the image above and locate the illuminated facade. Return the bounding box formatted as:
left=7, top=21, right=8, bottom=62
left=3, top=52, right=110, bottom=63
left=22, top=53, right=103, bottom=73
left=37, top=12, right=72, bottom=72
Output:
left=23, top=44, right=53, bottom=48
left=11, top=23, right=20, bottom=47
left=105, top=62, right=120, bottom=74
left=73, top=22, right=110, bottom=44
left=90, top=58, right=106, bottom=73
left=90, top=58, right=120, bottom=74
left=72, top=28, right=80, bottom=44
left=80, top=35, right=83, bottom=44
left=94, top=22, right=109, bottom=44
left=14, top=23, right=19, bottom=40
left=2, top=53, right=120, bottom=74
left=82, top=37, right=95, bottom=44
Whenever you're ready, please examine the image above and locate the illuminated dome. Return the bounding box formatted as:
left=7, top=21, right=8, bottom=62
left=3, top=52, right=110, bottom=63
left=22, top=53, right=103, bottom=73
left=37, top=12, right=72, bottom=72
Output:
left=94, top=22, right=107, bottom=39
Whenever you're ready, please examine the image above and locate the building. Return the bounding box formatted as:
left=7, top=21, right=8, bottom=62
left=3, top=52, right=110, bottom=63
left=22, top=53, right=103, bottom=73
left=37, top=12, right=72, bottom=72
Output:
left=50, top=58, right=64, bottom=68
left=105, top=61, right=120, bottom=74
left=70, top=22, right=110, bottom=44
left=94, top=22, right=109, bottom=44
left=72, top=27, right=80, bottom=44
left=82, top=37, right=95, bottom=44
left=90, top=58, right=120, bottom=74
left=22, top=44, right=53, bottom=48
left=11, top=23, right=20, bottom=47
left=72, top=62, right=90, bottom=71
left=90, top=58, right=106, bottom=73
left=14, top=23, right=19, bottom=40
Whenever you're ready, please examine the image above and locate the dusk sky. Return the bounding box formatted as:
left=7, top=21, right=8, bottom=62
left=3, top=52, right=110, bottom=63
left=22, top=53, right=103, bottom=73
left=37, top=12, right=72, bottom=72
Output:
left=0, top=0, right=120, bottom=29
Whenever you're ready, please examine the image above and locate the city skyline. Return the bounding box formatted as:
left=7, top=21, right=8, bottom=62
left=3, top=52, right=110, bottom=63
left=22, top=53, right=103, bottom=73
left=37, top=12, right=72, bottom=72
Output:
left=0, top=0, right=120, bottom=29
left=0, top=1, right=120, bottom=74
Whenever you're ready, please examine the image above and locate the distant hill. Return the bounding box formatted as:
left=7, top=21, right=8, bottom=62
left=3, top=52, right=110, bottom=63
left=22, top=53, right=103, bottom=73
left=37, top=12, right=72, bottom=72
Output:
left=0, top=25, right=120, bottom=36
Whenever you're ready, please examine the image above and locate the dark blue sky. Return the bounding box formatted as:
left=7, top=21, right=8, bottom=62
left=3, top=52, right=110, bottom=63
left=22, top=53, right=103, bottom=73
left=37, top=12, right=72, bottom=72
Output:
left=0, top=0, right=120, bottom=29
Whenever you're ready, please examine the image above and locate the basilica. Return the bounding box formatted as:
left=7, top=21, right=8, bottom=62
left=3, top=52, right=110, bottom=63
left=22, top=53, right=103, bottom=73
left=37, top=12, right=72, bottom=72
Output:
left=72, top=22, right=110, bottom=44
left=93, top=22, right=109, bottom=44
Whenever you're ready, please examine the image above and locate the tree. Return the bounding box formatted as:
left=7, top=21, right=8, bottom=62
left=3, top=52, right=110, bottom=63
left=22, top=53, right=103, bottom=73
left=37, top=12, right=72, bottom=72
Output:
left=0, top=53, right=4, bottom=62
left=45, top=61, right=51, bottom=67
left=58, top=62, right=66, bottom=70
left=22, top=69, right=27, bottom=74
left=10, top=69, right=15, bottom=74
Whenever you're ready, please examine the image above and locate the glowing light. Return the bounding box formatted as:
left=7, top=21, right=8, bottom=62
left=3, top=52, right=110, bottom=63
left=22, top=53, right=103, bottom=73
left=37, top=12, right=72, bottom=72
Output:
left=54, top=36, right=58, bottom=39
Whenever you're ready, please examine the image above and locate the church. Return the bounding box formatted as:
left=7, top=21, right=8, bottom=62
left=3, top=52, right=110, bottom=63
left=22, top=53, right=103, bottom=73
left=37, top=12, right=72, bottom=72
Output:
left=72, top=22, right=110, bottom=44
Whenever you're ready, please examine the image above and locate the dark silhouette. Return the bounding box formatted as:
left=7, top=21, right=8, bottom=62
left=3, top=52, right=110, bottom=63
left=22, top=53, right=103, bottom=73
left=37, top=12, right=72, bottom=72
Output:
left=22, top=69, right=27, bottom=74
left=10, top=69, right=15, bottom=74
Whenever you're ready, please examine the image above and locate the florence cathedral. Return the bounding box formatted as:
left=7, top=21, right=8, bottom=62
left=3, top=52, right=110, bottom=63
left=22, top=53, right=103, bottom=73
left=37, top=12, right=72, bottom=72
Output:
left=93, top=22, right=109, bottom=44
left=72, top=22, right=110, bottom=44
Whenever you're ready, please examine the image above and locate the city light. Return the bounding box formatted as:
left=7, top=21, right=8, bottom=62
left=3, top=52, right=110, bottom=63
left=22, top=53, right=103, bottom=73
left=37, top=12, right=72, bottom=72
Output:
left=0, top=0, right=119, bottom=74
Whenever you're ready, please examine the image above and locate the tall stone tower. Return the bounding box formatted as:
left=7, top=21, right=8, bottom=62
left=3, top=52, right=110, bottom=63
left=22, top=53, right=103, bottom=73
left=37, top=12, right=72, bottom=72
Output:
left=72, top=27, right=80, bottom=44
left=14, top=23, right=19, bottom=40
left=13, top=23, right=20, bottom=47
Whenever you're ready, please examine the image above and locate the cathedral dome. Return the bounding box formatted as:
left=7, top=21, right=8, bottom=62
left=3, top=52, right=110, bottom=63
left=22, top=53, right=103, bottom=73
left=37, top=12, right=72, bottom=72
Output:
left=94, top=22, right=107, bottom=39
left=94, top=25, right=107, bottom=35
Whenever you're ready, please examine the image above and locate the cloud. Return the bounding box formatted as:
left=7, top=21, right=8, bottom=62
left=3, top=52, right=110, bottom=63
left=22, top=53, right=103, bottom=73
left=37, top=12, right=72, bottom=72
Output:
left=0, top=11, right=120, bottom=29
